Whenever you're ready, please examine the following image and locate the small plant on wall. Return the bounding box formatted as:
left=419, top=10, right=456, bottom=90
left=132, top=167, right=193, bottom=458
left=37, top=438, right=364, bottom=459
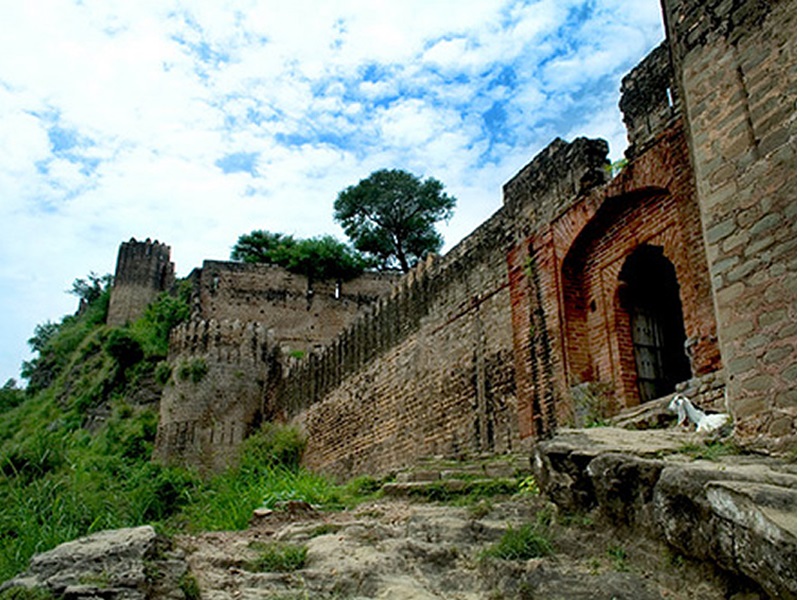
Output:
left=177, top=358, right=208, bottom=384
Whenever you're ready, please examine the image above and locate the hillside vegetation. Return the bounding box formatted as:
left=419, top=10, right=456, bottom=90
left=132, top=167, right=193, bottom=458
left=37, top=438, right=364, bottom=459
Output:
left=0, top=280, right=364, bottom=583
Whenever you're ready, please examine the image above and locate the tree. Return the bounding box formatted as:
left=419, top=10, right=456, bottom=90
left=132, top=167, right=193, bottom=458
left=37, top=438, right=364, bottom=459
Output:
left=230, top=231, right=297, bottom=265
left=230, top=231, right=370, bottom=281
left=69, top=272, right=113, bottom=305
left=333, top=169, right=456, bottom=272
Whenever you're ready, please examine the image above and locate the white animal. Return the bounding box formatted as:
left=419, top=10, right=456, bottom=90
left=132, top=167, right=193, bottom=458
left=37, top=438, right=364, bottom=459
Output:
left=668, top=394, right=730, bottom=433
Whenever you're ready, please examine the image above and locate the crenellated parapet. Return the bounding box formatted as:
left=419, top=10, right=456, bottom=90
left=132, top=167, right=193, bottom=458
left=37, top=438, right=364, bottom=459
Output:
left=275, top=206, right=513, bottom=418
left=619, top=41, right=680, bottom=159
left=503, top=137, right=609, bottom=238
left=154, top=318, right=276, bottom=474
left=167, top=318, right=272, bottom=365
left=107, top=238, right=175, bottom=326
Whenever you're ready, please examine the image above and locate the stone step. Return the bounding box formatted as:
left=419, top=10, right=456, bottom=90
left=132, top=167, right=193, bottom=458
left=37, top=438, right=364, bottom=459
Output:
left=382, top=477, right=519, bottom=498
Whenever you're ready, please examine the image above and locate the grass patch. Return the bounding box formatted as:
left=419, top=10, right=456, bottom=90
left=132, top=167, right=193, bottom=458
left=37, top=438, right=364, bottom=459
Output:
left=247, top=543, right=307, bottom=572
left=480, top=523, right=554, bottom=561
left=179, top=572, right=201, bottom=600
left=0, top=588, right=55, bottom=600
left=677, top=440, right=740, bottom=461
left=607, top=545, right=628, bottom=571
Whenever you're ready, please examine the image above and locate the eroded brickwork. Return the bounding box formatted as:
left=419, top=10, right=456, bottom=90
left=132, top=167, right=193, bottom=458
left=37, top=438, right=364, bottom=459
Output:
left=664, top=0, right=797, bottom=450
left=153, top=319, right=274, bottom=474
left=189, top=260, right=397, bottom=358
left=279, top=212, right=519, bottom=477
left=107, top=238, right=175, bottom=327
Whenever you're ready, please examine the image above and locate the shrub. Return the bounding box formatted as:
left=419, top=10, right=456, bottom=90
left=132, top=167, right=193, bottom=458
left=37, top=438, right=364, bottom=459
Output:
left=239, top=424, right=306, bottom=473
left=176, top=359, right=208, bottom=384
left=105, top=330, right=144, bottom=370
left=154, top=361, right=172, bottom=385
left=179, top=573, right=201, bottom=600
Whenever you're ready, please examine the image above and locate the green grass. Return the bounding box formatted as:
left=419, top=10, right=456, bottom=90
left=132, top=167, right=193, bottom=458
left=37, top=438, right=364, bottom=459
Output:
left=677, top=440, right=740, bottom=461
left=246, top=543, right=307, bottom=572
left=480, top=523, right=554, bottom=561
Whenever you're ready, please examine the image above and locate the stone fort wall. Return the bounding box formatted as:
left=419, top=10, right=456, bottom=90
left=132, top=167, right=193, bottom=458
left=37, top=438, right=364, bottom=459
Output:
left=146, top=0, right=796, bottom=474
left=152, top=262, right=397, bottom=471
left=188, top=260, right=398, bottom=358
left=153, top=319, right=274, bottom=474
left=107, top=238, right=175, bottom=327
left=277, top=208, right=518, bottom=477
left=664, top=0, right=797, bottom=449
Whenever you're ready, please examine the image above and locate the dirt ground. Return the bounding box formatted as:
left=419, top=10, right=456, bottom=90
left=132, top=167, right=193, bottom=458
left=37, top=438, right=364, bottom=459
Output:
left=177, top=494, right=757, bottom=600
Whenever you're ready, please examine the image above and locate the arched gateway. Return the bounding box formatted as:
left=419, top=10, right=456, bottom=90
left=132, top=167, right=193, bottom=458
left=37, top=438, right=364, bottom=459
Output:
left=618, top=245, right=691, bottom=402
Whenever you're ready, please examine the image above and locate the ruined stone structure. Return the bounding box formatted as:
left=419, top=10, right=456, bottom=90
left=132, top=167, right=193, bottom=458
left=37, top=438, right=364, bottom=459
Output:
left=149, top=261, right=398, bottom=472
left=187, top=260, right=399, bottom=357
left=107, top=238, right=175, bottom=327
left=152, top=319, right=274, bottom=473
left=128, top=0, right=795, bottom=475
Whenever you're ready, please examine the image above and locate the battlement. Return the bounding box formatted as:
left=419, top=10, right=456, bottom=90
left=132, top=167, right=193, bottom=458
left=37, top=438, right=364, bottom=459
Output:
left=276, top=206, right=511, bottom=418
left=619, top=41, right=680, bottom=159
left=107, top=238, right=175, bottom=326
left=155, top=317, right=275, bottom=474
left=503, top=137, right=609, bottom=228
left=168, top=318, right=273, bottom=365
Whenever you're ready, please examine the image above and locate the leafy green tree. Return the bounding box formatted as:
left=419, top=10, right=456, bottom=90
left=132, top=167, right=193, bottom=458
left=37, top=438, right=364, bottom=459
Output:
left=333, top=169, right=456, bottom=272
left=231, top=231, right=369, bottom=282
left=69, top=272, right=113, bottom=305
left=231, top=231, right=297, bottom=265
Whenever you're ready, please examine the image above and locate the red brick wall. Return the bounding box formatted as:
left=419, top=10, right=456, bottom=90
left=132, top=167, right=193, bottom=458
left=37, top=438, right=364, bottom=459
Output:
left=507, top=122, right=721, bottom=432
left=281, top=210, right=520, bottom=478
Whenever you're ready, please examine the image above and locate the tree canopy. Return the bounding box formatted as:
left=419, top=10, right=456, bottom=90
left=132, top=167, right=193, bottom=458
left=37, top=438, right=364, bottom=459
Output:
left=333, top=169, right=456, bottom=272
left=230, top=231, right=370, bottom=281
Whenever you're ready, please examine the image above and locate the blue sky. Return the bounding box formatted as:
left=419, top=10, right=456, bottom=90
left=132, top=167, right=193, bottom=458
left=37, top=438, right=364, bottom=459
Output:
left=0, top=0, right=664, bottom=384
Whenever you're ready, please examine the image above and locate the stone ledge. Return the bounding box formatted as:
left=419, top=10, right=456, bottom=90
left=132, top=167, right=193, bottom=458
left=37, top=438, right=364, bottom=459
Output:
left=532, top=427, right=796, bottom=599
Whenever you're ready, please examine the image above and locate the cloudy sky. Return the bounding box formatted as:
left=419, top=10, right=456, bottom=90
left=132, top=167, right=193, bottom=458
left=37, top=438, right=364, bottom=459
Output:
left=0, top=0, right=664, bottom=384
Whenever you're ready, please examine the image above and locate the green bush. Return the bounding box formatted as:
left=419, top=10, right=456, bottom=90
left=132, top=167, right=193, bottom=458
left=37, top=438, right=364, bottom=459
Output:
left=154, top=361, right=172, bottom=385
left=105, top=330, right=144, bottom=370
left=179, top=572, right=201, bottom=600
left=176, top=359, right=208, bottom=384
left=239, top=424, right=306, bottom=473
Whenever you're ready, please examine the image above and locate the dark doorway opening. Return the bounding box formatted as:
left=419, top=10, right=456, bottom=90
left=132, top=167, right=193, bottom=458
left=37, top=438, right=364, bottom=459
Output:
left=619, top=246, right=691, bottom=402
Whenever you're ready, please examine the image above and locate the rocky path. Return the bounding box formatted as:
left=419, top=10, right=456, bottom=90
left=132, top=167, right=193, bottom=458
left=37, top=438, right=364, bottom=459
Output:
left=177, top=494, right=744, bottom=600
left=4, top=429, right=793, bottom=599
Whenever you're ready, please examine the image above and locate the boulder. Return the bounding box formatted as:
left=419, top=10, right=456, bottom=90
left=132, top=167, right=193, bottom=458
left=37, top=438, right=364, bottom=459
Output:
left=1, top=526, right=188, bottom=600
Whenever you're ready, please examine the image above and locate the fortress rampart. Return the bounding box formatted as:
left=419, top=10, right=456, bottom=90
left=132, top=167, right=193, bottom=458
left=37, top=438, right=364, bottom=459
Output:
left=153, top=318, right=274, bottom=473
left=140, top=0, right=795, bottom=475
left=107, top=238, right=175, bottom=327
left=187, top=260, right=397, bottom=358
left=276, top=208, right=517, bottom=476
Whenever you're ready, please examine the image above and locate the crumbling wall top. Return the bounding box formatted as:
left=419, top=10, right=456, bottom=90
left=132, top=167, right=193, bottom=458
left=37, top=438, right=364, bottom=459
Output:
left=619, top=41, right=679, bottom=159
left=503, top=137, right=609, bottom=226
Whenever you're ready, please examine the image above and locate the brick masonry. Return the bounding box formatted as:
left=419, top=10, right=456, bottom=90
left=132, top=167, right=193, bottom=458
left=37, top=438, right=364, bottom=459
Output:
left=279, top=211, right=519, bottom=478
left=145, top=0, right=796, bottom=475
left=107, top=238, right=175, bottom=327
left=664, top=0, right=797, bottom=450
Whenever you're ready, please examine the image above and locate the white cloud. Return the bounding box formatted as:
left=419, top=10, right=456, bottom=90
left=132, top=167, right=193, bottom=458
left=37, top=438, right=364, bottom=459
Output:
left=0, top=0, right=665, bottom=383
